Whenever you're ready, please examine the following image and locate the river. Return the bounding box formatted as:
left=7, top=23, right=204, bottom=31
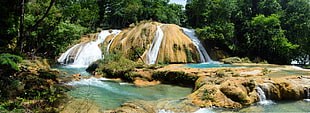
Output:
left=54, top=63, right=310, bottom=112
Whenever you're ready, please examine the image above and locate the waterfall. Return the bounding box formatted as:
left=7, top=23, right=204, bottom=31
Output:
left=304, top=87, right=310, bottom=102
left=146, top=25, right=164, bottom=64
left=57, top=44, right=82, bottom=65
left=182, top=28, right=213, bottom=63
left=58, top=30, right=120, bottom=66
left=256, top=86, right=274, bottom=105
left=107, top=30, right=122, bottom=52
left=307, top=88, right=310, bottom=99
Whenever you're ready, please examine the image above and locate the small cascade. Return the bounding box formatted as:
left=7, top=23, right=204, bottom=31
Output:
left=182, top=28, right=213, bottom=63
left=304, top=87, right=310, bottom=102
left=57, top=44, right=82, bottom=64
left=70, top=41, right=103, bottom=66
left=256, top=86, right=274, bottom=105
left=107, top=30, right=122, bottom=52
left=308, top=88, right=310, bottom=99
left=146, top=25, right=164, bottom=64
left=58, top=30, right=120, bottom=66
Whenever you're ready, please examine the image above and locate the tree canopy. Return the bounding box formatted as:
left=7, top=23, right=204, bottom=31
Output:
left=0, top=0, right=309, bottom=64
left=187, top=0, right=309, bottom=64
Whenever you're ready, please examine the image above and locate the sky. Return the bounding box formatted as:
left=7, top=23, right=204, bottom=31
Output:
left=169, top=0, right=187, bottom=7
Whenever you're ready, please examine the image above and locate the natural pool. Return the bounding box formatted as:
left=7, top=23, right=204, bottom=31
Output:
left=54, top=64, right=310, bottom=112
left=55, top=66, right=192, bottom=110
left=183, top=62, right=281, bottom=69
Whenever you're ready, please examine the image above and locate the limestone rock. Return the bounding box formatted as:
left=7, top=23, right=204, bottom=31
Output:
left=107, top=22, right=201, bottom=64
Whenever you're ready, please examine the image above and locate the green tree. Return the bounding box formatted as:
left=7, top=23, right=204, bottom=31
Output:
left=187, top=0, right=237, bottom=51
left=257, top=0, right=283, bottom=16
left=57, top=0, right=100, bottom=32
left=248, top=14, right=298, bottom=64
left=0, top=53, right=23, bottom=75
left=0, top=0, right=22, bottom=53
left=280, top=0, right=310, bottom=63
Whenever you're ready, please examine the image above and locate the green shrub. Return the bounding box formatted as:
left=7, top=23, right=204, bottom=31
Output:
left=223, top=57, right=242, bottom=64
left=93, top=56, right=143, bottom=82
left=202, top=89, right=215, bottom=101
left=241, top=57, right=252, bottom=63
left=232, top=72, right=241, bottom=77
left=215, top=69, right=226, bottom=77
left=304, top=65, right=310, bottom=69
left=258, top=60, right=269, bottom=64
left=262, top=68, right=271, bottom=75
left=0, top=53, right=23, bottom=71
left=183, top=44, right=193, bottom=62
left=196, top=83, right=206, bottom=89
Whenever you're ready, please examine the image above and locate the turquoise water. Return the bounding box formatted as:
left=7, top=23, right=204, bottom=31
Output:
left=53, top=65, right=91, bottom=76
left=183, top=63, right=280, bottom=69
left=54, top=65, right=310, bottom=112
left=55, top=66, right=192, bottom=110
left=213, top=100, right=310, bottom=112
left=184, top=63, right=241, bottom=69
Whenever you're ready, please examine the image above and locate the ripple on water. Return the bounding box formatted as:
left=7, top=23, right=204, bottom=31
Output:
left=65, top=77, right=192, bottom=110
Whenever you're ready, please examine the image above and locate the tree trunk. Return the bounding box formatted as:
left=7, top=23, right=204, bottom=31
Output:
left=18, top=0, right=25, bottom=53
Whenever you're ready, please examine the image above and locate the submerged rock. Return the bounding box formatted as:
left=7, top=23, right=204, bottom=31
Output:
left=106, top=98, right=200, bottom=113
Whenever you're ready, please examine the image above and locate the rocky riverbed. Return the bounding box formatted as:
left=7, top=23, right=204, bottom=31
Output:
left=80, top=61, right=310, bottom=112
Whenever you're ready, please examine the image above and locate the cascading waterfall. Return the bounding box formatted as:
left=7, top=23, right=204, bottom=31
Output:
left=57, top=43, right=82, bottom=65
left=182, top=28, right=213, bottom=63
left=256, top=86, right=274, bottom=105
left=146, top=24, right=164, bottom=64
left=107, top=30, right=122, bottom=52
left=57, top=30, right=120, bottom=66
left=304, top=87, right=310, bottom=102
left=307, top=88, right=310, bottom=99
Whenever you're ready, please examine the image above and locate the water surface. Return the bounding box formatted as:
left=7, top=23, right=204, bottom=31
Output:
left=55, top=66, right=192, bottom=110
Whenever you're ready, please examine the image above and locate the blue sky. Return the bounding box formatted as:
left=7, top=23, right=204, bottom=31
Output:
left=169, top=0, right=187, bottom=7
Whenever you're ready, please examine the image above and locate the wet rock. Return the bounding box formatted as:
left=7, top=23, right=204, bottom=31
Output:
left=223, top=57, right=242, bottom=64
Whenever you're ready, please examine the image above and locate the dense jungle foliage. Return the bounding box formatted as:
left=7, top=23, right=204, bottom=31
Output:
left=0, top=0, right=309, bottom=112
left=0, top=0, right=309, bottom=63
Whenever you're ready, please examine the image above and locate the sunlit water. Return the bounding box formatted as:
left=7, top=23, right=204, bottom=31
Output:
left=54, top=64, right=310, bottom=112
left=184, top=62, right=241, bottom=68
left=54, top=66, right=192, bottom=110
left=182, top=63, right=310, bottom=112
left=183, top=62, right=282, bottom=69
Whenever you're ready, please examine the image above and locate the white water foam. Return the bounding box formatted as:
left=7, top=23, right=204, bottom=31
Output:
left=72, top=41, right=102, bottom=66
left=157, top=108, right=214, bottom=113
left=256, top=86, right=275, bottom=105
left=288, top=66, right=310, bottom=71
left=58, top=30, right=121, bottom=66
left=157, top=109, right=174, bottom=113
left=66, top=77, right=136, bottom=96
left=240, top=70, right=261, bottom=75
left=57, top=44, right=81, bottom=65
left=146, top=25, right=164, bottom=64
left=107, top=30, right=122, bottom=52
left=194, top=108, right=215, bottom=113
left=182, top=27, right=213, bottom=63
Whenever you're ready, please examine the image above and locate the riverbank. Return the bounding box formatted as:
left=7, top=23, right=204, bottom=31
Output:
left=0, top=58, right=70, bottom=112
left=84, top=59, right=310, bottom=111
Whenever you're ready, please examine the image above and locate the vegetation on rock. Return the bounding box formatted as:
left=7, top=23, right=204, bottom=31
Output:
left=0, top=53, right=67, bottom=112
